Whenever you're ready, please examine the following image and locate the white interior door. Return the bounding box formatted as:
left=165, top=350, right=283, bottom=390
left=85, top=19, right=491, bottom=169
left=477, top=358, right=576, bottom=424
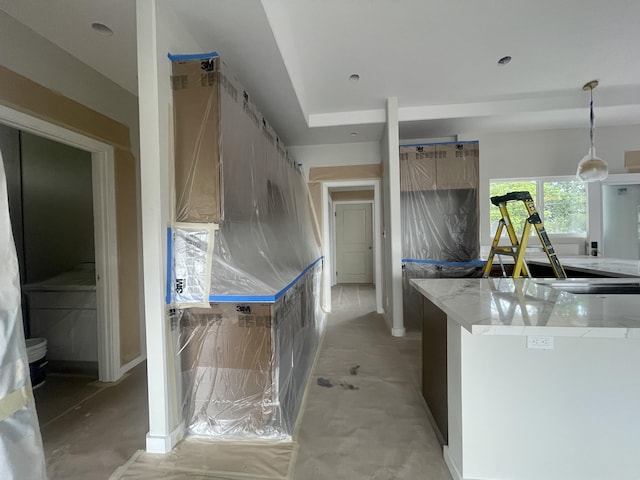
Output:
left=336, top=203, right=373, bottom=284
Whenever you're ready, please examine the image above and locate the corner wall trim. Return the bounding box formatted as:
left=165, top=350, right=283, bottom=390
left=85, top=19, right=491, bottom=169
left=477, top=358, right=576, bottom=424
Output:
left=92, top=150, right=121, bottom=382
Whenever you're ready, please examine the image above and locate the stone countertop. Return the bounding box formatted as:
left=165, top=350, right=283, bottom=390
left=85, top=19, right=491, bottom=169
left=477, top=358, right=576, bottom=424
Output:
left=527, top=254, right=640, bottom=278
left=410, top=277, right=640, bottom=339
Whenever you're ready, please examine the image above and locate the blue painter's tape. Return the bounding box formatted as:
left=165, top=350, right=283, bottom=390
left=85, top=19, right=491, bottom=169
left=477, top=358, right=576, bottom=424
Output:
left=273, top=256, right=324, bottom=301
left=402, top=259, right=486, bottom=267
left=399, top=140, right=479, bottom=148
left=166, top=227, right=173, bottom=305
left=168, top=51, right=219, bottom=62
left=209, top=294, right=277, bottom=303
left=208, top=256, right=324, bottom=304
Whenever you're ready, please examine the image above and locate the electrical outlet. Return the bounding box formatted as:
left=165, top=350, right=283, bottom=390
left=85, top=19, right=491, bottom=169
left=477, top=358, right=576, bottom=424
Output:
left=527, top=336, right=554, bottom=350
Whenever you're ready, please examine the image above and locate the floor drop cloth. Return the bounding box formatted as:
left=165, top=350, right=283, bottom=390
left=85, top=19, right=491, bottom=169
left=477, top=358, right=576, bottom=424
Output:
left=112, top=285, right=451, bottom=480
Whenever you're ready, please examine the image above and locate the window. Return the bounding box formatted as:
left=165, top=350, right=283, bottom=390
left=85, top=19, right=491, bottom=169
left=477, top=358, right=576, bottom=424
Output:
left=489, top=177, right=587, bottom=236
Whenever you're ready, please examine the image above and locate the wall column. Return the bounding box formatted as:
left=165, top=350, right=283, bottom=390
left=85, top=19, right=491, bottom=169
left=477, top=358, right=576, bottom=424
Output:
left=382, top=97, right=404, bottom=336
left=136, top=0, right=181, bottom=453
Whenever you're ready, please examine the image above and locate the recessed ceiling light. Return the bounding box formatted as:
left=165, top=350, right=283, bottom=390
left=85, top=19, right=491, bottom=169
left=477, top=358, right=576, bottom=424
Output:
left=497, top=56, right=512, bottom=65
left=349, top=73, right=360, bottom=82
left=350, top=132, right=358, bottom=137
left=91, top=22, right=113, bottom=36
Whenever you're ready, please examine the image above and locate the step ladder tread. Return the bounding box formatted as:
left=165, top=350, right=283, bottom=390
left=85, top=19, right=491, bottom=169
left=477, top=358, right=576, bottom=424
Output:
left=490, top=250, right=517, bottom=257
left=491, top=246, right=518, bottom=252
left=483, top=190, right=566, bottom=280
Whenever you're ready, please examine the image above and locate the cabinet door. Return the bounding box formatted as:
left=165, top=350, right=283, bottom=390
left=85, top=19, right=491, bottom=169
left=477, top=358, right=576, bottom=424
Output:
left=435, top=143, right=479, bottom=189
left=400, top=145, right=436, bottom=191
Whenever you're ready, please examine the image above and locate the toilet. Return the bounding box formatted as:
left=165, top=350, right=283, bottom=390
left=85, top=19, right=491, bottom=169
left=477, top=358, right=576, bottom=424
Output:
left=26, top=338, right=48, bottom=388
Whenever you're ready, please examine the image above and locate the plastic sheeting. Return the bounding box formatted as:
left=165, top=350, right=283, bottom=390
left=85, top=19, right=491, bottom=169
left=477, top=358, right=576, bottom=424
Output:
left=400, top=142, right=480, bottom=266
left=400, top=142, right=482, bottom=330
left=168, top=53, right=323, bottom=440
left=169, top=53, right=321, bottom=301
left=175, top=263, right=322, bottom=440
left=0, top=149, right=47, bottom=479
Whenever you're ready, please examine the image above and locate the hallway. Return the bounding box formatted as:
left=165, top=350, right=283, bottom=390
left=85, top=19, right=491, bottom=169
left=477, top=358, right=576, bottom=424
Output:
left=292, top=284, right=450, bottom=479
left=37, top=285, right=450, bottom=479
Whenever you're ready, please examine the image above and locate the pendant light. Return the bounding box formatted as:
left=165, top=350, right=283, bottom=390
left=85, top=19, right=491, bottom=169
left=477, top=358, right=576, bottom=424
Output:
left=576, top=80, right=608, bottom=182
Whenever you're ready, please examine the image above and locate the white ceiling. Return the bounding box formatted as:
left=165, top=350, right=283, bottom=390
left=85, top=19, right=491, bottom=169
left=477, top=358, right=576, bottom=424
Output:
left=2, top=0, right=640, bottom=146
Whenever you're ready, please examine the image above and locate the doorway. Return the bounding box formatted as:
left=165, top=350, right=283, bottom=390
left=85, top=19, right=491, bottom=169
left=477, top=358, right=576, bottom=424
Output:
left=322, top=180, right=383, bottom=314
left=0, top=104, right=121, bottom=382
left=335, top=202, right=373, bottom=284
left=8, top=129, right=98, bottom=376
left=602, top=183, right=640, bottom=259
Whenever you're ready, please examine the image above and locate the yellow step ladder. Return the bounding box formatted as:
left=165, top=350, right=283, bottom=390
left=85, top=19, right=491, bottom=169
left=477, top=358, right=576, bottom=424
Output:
left=483, top=191, right=567, bottom=279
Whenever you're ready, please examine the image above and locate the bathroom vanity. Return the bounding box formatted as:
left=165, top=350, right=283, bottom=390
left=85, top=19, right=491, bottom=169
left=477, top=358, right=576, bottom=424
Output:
left=22, top=263, right=98, bottom=373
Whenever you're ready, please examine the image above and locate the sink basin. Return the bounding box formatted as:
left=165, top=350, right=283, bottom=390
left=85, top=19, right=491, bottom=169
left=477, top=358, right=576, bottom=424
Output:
left=534, top=280, right=640, bottom=295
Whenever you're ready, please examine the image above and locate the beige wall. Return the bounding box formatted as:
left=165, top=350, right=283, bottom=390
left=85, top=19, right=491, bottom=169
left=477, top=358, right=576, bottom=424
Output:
left=0, top=65, right=143, bottom=368
left=309, top=164, right=382, bottom=182
left=308, top=182, right=323, bottom=241
left=331, top=190, right=374, bottom=202
left=0, top=11, right=140, bottom=156
left=116, top=149, right=142, bottom=365
left=308, top=163, right=382, bottom=240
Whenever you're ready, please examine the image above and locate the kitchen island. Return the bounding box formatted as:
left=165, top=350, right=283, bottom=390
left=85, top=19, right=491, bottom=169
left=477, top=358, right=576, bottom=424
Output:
left=411, top=277, right=640, bottom=480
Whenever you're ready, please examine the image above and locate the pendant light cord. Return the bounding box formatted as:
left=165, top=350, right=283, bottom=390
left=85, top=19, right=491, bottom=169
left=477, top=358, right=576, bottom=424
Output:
left=590, top=87, right=594, bottom=149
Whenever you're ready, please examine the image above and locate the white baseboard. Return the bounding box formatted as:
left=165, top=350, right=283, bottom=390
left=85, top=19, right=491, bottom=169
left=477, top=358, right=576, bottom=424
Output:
left=444, top=446, right=463, bottom=480
left=391, top=327, right=406, bottom=337
left=120, top=354, right=146, bottom=377
left=145, top=422, right=184, bottom=453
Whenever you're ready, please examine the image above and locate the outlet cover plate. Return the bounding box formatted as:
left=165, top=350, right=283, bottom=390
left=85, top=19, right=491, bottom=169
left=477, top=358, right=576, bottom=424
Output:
left=527, top=336, right=554, bottom=350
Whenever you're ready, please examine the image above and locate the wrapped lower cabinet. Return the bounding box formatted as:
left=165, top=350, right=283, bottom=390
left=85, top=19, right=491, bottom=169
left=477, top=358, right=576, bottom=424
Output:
left=176, top=264, right=321, bottom=440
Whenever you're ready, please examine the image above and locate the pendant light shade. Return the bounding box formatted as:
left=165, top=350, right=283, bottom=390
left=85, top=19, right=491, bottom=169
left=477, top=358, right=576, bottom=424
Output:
left=577, top=146, right=608, bottom=181
left=577, top=80, right=608, bottom=182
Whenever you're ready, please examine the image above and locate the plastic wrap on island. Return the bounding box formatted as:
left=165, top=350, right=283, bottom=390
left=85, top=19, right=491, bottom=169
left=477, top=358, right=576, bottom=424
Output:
left=168, top=52, right=324, bottom=440
left=0, top=150, right=47, bottom=479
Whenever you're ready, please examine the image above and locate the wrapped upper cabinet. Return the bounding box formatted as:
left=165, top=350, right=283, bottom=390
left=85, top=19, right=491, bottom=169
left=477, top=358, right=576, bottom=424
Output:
left=171, top=54, right=224, bottom=223
left=400, top=142, right=479, bottom=191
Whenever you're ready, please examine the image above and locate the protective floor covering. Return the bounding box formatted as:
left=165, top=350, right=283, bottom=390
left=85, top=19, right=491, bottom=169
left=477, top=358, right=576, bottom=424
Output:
left=40, top=365, right=147, bottom=480
left=34, top=373, right=101, bottom=426
left=110, top=439, right=297, bottom=479
left=113, top=285, right=451, bottom=480
left=292, top=285, right=450, bottom=479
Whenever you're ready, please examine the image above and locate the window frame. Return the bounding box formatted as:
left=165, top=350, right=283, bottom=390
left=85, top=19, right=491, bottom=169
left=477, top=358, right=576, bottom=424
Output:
left=489, top=175, right=589, bottom=239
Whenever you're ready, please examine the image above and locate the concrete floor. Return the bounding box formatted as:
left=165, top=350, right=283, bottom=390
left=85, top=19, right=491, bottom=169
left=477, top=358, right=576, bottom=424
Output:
left=35, top=285, right=450, bottom=479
